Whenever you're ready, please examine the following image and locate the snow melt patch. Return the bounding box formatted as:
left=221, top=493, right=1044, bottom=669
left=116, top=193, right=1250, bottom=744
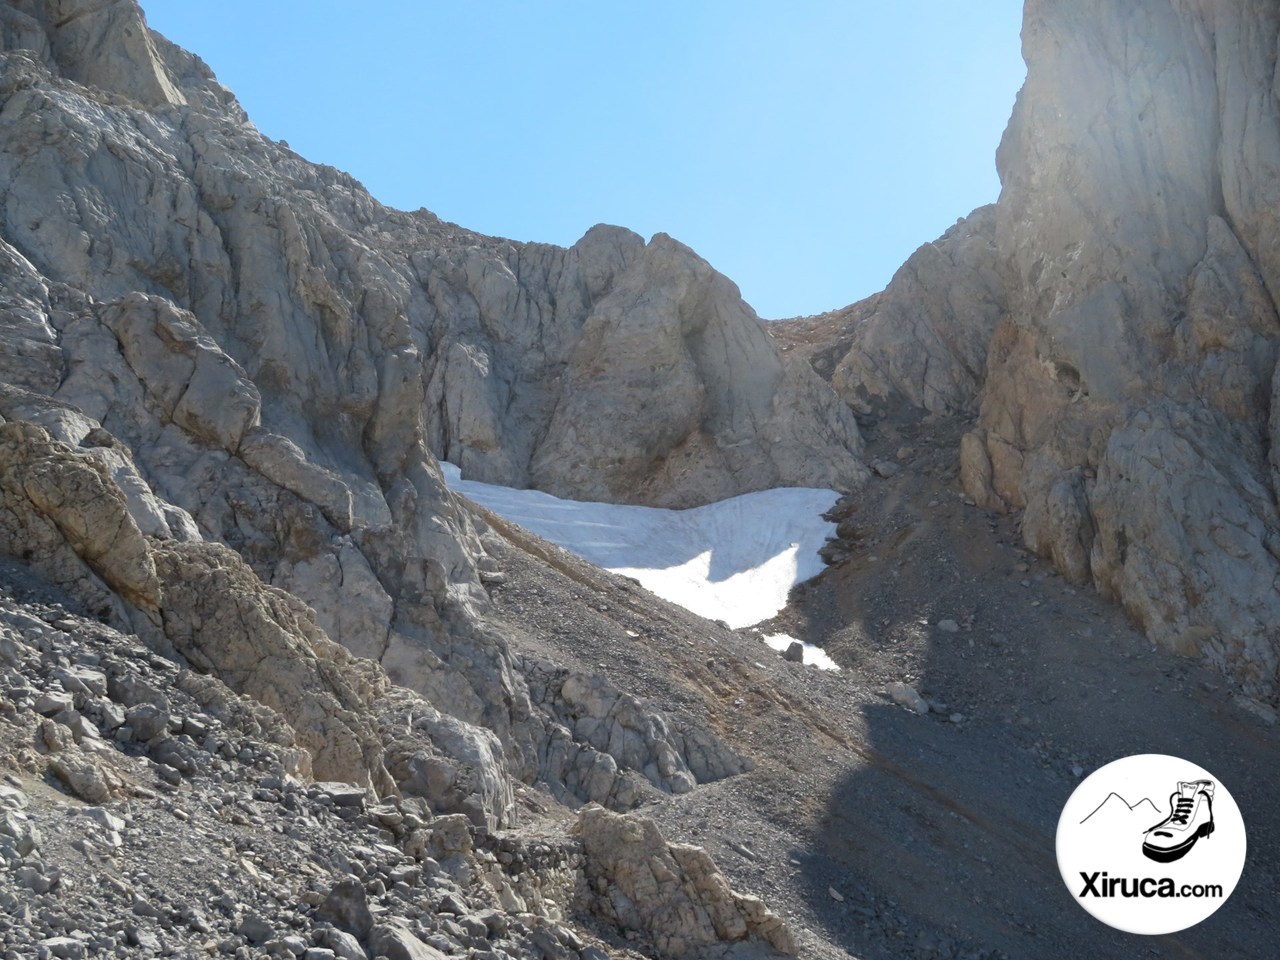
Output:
left=762, top=633, right=840, bottom=672
left=441, top=463, right=838, bottom=629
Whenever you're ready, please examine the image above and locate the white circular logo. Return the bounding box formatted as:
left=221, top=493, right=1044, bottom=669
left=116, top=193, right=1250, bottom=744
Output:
left=1056, top=754, right=1246, bottom=934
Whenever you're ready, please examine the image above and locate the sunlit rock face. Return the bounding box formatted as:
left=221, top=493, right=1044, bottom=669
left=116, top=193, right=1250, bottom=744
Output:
left=0, top=0, right=865, bottom=830
left=970, top=0, right=1280, bottom=698
left=814, top=1, right=1280, bottom=699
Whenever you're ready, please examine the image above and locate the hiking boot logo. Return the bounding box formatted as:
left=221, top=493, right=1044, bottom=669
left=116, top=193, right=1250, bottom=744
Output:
left=1142, top=780, right=1214, bottom=863
left=1056, top=754, right=1246, bottom=935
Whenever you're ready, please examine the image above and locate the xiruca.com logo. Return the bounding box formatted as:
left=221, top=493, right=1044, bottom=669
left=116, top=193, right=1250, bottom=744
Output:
left=1056, top=754, right=1246, bottom=934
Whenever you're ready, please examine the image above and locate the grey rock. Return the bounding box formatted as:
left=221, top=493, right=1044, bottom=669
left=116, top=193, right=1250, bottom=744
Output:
left=313, top=782, right=367, bottom=809
left=320, top=929, right=368, bottom=960
left=886, top=682, right=929, bottom=716
left=97, top=701, right=126, bottom=731
left=47, top=751, right=111, bottom=803
left=106, top=673, right=170, bottom=711
left=237, top=915, right=274, bottom=945
left=81, top=807, right=124, bottom=834
left=951, top=0, right=1280, bottom=698
left=124, top=704, right=170, bottom=742
left=33, top=691, right=73, bottom=716
left=0, top=809, right=39, bottom=857
left=577, top=806, right=796, bottom=957
left=316, top=877, right=373, bottom=940
left=823, top=205, right=1006, bottom=416
left=37, top=937, right=85, bottom=960
left=52, top=666, right=107, bottom=697
left=368, top=924, right=449, bottom=960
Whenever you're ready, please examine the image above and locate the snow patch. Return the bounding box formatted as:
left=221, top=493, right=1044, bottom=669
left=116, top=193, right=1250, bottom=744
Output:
left=441, top=462, right=838, bottom=630
left=762, top=633, right=840, bottom=671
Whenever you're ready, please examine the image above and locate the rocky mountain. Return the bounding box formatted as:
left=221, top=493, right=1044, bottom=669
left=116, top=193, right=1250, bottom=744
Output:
left=0, top=0, right=866, bottom=815
left=797, top=0, right=1280, bottom=705
left=0, top=2, right=861, bottom=955
left=2, top=1, right=1279, bottom=959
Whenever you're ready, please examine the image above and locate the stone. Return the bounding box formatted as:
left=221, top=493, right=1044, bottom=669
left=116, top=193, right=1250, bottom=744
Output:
left=825, top=205, right=1006, bottom=416
left=320, top=929, right=368, bottom=960
left=782, top=641, right=804, bottom=663
left=37, top=937, right=85, bottom=960
left=937, top=619, right=960, bottom=634
left=313, top=783, right=367, bottom=809
left=886, top=682, right=929, bottom=716
left=316, top=877, right=373, bottom=939
left=107, top=673, right=170, bottom=711
left=82, top=807, right=125, bottom=834
left=33, top=691, right=73, bottom=716
left=524, top=233, right=866, bottom=508
left=52, top=666, right=107, bottom=697
left=124, top=704, right=170, bottom=742
left=576, top=805, right=796, bottom=957
left=368, top=925, right=449, bottom=960
left=0, top=809, right=39, bottom=857
left=954, top=1, right=1280, bottom=699
left=237, top=914, right=274, bottom=944
left=47, top=752, right=111, bottom=803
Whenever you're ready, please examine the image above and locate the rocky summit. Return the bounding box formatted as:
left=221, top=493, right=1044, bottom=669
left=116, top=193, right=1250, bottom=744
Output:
left=1, top=2, right=1279, bottom=960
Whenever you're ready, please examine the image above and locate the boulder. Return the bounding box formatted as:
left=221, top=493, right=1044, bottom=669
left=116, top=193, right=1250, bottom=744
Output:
left=576, top=806, right=796, bottom=957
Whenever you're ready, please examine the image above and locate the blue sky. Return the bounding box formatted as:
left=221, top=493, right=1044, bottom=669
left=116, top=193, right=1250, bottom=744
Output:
left=143, top=2, right=1025, bottom=319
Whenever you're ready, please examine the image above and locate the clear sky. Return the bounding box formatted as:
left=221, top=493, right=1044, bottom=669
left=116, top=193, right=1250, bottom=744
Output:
left=142, top=2, right=1026, bottom=320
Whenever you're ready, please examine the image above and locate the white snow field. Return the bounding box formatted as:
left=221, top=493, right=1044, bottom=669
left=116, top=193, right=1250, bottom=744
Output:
left=761, top=633, right=841, bottom=671
left=441, top=463, right=840, bottom=632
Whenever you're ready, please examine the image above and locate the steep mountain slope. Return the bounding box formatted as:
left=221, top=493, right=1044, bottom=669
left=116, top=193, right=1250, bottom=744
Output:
left=2, top=2, right=1279, bottom=959
left=795, top=0, right=1280, bottom=705
left=0, top=0, right=865, bottom=823
left=0, top=2, right=867, bottom=956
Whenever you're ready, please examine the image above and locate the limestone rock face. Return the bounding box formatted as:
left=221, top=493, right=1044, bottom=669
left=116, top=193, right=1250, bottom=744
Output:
left=5, top=0, right=185, bottom=107
left=960, top=0, right=1280, bottom=699
left=523, top=660, right=751, bottom=809
left=0, top=0, right=820, bottom=833
left=0, top=0, right=860, bottom=732
left=576, top=806, right=796, bottom=958
left=809, top=0, right=1280, bottom=700
left=0, top=419, right=527, bottom=822
left=527, top=232, right=865, bottom=507
left=831, top=205, right=1007, bottom=416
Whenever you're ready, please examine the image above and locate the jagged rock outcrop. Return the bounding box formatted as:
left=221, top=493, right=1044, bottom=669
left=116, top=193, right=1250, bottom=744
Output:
left=830, top=205, right=1007, bottom=416
left=961, top=0, right=1280, bottom=699
left=522, top=231, right=866, bottom=507
left=523, top=659, right=751, bottom=809
left=810, top=0, right=1280, bottom=700
left=0, top=0, right=810, bottom=847
left=0, top=417, right=531, bottom=821
left=0, top=0, right=862, bottom=815
left=576, top=806, right=796, bottom=958
left=0, top=3, right=849, bottom=955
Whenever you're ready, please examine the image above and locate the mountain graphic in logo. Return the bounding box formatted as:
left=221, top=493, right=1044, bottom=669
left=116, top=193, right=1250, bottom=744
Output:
left=1080, top=793, right=1162, bottom=827
left=1056, top=756, right=1246, bottom=935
